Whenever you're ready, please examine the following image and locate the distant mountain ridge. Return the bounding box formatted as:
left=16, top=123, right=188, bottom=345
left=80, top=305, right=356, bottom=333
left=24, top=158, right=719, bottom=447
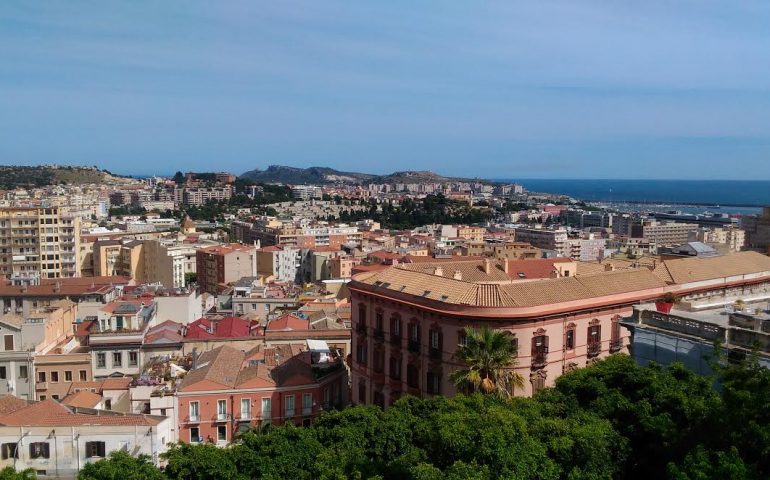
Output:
left=239, top=165, right=491, bottom=185
left=0, top=165, right=137, bottom=189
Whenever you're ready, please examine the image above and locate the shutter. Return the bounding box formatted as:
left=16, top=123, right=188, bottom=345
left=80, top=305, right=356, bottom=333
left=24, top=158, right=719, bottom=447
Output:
left=544, top=335, right=549, bottom=353
left=531, top=337, right=537, bottom=356
left=43, top=443, right=50, bottom=459
left=98, top=442, right=106, bottom=457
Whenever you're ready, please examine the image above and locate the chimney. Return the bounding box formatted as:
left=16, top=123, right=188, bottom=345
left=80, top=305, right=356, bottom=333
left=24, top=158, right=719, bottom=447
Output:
left=503, top=260, right=509, bottom=275
left=433, top=266, right=443, bottom=277
left=453, top=270, right=462, bottom=280
left=484, top=258, right=492, bottom=275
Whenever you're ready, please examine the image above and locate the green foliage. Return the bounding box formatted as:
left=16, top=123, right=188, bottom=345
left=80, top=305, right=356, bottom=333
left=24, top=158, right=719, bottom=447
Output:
left=78, top=451, right=165, bottom=480
left=0, top=467, right=36, bottom=480
left=450, top=327, right=524, bottom=398
left=184, top=272, right=197, bottom=286
left=54, top=355, right=770, bottom=480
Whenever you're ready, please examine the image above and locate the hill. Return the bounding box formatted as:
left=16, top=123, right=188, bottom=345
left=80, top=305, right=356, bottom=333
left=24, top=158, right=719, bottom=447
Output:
left=0, top=165, right=137, bottom=189
left=239, top=165, right=372, bottom=184
left=239, top=165, right=492, bottom=185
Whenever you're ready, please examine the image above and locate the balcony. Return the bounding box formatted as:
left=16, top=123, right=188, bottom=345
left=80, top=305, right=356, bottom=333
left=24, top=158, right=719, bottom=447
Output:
left=408, top=340, right=421, bottom=354
left=587, top=342, right=601, bottom=358
left=187, top=414, right=200, bottom=423
left=609, top=339, right=624, bottom=353
left=531, top=351, right=547, bottom=368
left=355, top=324, right=367, bottom=336
left=260, top=411, right=272, bottom=421
left=390, top=335, right=402, bottom=347
left=215, top=412, right=230, bottom=422
left=373, top=329, right=385, bottom=343
left=285, top=409, right=295, bottom=419
left=302, top=406, right=312, bottom=416
left=239, top=413, right=251, bottom=422
left=35, top=381, right=48, bottom=391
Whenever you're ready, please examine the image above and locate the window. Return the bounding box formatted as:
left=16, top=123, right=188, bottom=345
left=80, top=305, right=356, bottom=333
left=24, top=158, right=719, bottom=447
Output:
left=565, top=329, right=575, bottom=350
left=407, top=364, right=419, bottom=388
left=217, top=399, right=227, bottom=419
left=217, top=425, right=227, bottom=442
left=40, top=396, right=46, bottom=400
left=261, top=398, right=272, bottom=419
left=85, top=441, right=106, bottom=458
left=96, top=353, right=106, bottom=368
left=4, top=335, right=14, bottom=351
left=391, top=315, right=401, bottom=337
left=531, top=372, right=546, bottom=395
left=38, top=371, right=46, bottom=382
left=1, top=443, right=17, bottom=459
left=79, top=370, right=87, bottom=381
left=427, top=371, right=441, bottom=394
left=375, top=311, right=383, bottom=333
left=358, top=304, right=367, bottom=328
left=112, top=352, right=122, bottom=367
left=189, top=401, right=200, bottom=421
left=410, top=323, right=420, bottom=342
left=241, top=398, right=251, bottom=420
left=302, top=393, right=312, bottom=415
left=588, top=325, right=601, bottom=356
left=531, top=335, right=548, bottom=366
left=19, top=365, right=27, bottom=379
left=285, top=395, right=295, bottom=418
left=356, top=340, right=367, bottom=365
left=0, top=367, right=5, bottom=380
left=51, top=371, right=59, bottom=383
left=29, top=442, right=50, bottom=459
left=389, top=356, right=402, bottom=380
left=373, top=349, right=384, bottom=373
left=105, top=399, right=112, bottom=410
left=458, top=330, right=468, bottom=347
left=358, top=382, right=366, bottom=403
left=429, top=329, right=441, bottom=353
left=610, top=319, right=623, bottom=352
left=129, top=351, right=138, bottom=367
left=190, top=427, right=201, bottom=443
left=52, top=395, right=59, bottom=400
left=65, top=371, right=72, bottom=382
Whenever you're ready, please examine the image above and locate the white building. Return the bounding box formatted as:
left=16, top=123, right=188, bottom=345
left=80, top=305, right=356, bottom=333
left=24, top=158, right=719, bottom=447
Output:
left=0, top=395, right=171, bottom=478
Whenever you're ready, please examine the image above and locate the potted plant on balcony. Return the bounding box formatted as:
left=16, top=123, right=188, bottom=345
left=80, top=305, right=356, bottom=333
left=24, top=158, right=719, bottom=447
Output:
left=655, top=292, right=679, bottom=314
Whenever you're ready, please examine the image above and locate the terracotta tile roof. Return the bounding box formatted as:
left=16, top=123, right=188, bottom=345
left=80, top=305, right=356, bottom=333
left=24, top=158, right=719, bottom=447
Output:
left=268, top=313, right=310, bottom=331
left=68, top=382, right=103, bottom=394
left=179, top=345, right=245, bottom=391
left=398, top=259, right=511, bottom=283
left=0, top=395, right=31, bottom=416
left=62, top=391, right=102, bottom=408
left=101, top=377, right=132, bottom=390
left=0, top=399, right=161, bottom=427
left=506, top=258, right=573, bottom=280
left=656, top=251, right=770, bottom=284
left=215, top=316, right=252, bottom=337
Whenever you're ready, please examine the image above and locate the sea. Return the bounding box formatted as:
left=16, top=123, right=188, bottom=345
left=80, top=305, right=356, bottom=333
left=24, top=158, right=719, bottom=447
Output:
left=494, top=179, right=770, bottom=216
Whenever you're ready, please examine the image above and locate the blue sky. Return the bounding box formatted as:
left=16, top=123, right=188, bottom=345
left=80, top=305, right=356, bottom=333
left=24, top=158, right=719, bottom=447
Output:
left=1, top=1, right=769, bottom=179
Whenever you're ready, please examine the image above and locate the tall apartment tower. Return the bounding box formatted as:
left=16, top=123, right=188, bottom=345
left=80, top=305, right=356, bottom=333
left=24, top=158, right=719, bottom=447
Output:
left=0, top=207, right=81, bottom=279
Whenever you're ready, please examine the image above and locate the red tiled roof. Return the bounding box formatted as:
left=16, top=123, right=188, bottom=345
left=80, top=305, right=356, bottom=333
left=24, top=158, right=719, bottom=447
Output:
left=0, top=399, right=161, bottom=427
left=267, top=313, right=310, bottom=331
left=0, top=395, right=30, bottom=416
left=216, top=316, right=252, bottom=337
left=506, top=258, right=573, bottom=280
left=62, top=391, right=102, bottom=408
left=101, top=377, right=132, bottom=390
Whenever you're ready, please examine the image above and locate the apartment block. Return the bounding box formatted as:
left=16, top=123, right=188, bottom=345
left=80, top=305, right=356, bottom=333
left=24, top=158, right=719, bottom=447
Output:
left=196, top=244, right=257, bottom=294
left=513, top=227, right=569, bottom=257
left=0, top=207, right=81, bottom=279
left=631, top=220, right=698, bottom=247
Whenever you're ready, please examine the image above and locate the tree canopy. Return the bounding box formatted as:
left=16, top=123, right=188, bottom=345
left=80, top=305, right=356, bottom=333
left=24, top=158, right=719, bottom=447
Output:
left=73, top=354, right=770, bottom=480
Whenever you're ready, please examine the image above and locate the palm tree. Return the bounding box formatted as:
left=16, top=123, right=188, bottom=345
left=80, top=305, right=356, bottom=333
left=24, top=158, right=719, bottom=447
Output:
left=450, top=326, right=524, bottom=399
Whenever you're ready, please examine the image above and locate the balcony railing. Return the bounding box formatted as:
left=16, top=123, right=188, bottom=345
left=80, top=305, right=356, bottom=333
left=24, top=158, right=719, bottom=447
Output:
left=285, top=409, right=295, bottom=419
left=609, top=339, right=624, bottom=353
left=260, top=411, right=272, bottom=420
left=531, top=351, right=547, bottom=368
left=187, top=414, right=200, bottom=423
left=240, top=412, right=251, bottom=421
left=35, top=381, right=48, bottom=391
left=587, top=342, right=601, bottom=358
left=408, top=340, right=420, bottom=353
left=215, top=412, right=230, bottom=421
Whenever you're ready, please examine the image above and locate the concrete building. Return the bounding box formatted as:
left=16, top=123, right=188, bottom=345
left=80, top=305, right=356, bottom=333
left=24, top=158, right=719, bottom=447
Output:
left=742, top=207, right=770, bottom=253
left=631, top=220, right=698, bottom=247
left=196, top=244, right=257, bottom=294
left=291, top=185, right=323, bottom=200
left=513, top=227, right=569, bottom=257
left=0, top=395, right=171, bottom=478
left=690, top=226, right=745, bottom=252
left=177, top=185, right=233, bottom=207
left=256, top=245, right=301, bottom=283
left=348, top=251, right=770, bottom=404
left=0, top=300, right=77, bottom=401
left=0, top=207, right=81, bottom=279
left=176, top=343, right=348, bottom=445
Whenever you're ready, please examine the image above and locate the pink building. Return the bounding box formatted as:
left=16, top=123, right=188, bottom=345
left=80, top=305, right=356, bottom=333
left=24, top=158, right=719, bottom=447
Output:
left=176, top=342, right=348, bottom=445
left=348, top=251, right=770, bottom=405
